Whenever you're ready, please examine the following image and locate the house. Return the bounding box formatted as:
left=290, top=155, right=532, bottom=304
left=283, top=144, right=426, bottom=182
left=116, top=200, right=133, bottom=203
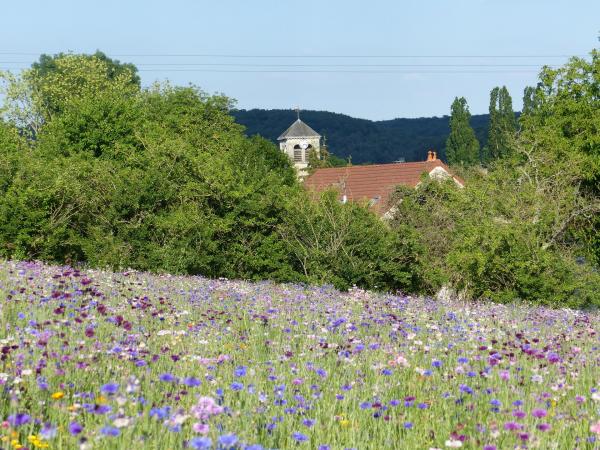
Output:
left=304, top=151, right=463, bottom=218
left=277, top=113, right=463, bottom=218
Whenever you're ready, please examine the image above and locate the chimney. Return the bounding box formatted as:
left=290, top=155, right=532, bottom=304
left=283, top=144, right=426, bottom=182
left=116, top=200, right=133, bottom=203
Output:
left=426, top=150, right=433, bottom=161
left=432, top=151, right=437, bottom=161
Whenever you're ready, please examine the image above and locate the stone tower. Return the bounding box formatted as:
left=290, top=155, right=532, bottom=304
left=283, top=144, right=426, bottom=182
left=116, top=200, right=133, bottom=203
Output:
left=277, top=112, right=321, bottom=177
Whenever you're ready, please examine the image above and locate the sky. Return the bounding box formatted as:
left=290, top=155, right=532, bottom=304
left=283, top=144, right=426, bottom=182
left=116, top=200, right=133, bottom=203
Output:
left=1, top=0, right=598, bottom=120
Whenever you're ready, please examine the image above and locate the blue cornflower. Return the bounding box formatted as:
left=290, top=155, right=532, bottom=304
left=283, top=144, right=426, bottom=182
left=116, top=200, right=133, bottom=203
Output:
left=189, top=436, right=212, bottom=449
left=159, top=373, right=176, bottom=382
left=292, top=432, right=309, bottom=442
left=219, top=434, right=238, bottom=446
left=100, top=383, right=119, bottom=395
left=303, top=418, right=316, bottom=427
left=231, top=382, right=244, bottom=391
left=183, top=377, right=201, bottom=387
left=234, top=366, right=247, bottom=377
left=100, top=426, right=120, bottom=436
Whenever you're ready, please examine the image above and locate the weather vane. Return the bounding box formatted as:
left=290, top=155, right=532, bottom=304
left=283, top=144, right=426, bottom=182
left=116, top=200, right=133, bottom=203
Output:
left=295, top=106, right=300, bottom=120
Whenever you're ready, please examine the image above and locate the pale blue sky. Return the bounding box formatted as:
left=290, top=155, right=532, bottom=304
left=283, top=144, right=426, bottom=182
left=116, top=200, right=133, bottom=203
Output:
left=1, top=0, right=598, bottom=120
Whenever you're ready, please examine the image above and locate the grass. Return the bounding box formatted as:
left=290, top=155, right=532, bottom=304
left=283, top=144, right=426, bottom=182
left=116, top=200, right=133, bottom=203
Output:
left=0, top=259, right=599, bottom=449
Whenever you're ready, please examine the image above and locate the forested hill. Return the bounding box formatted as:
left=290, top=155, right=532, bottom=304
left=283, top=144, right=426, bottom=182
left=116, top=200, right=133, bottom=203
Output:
left=231, top=109, right=490, bottom=164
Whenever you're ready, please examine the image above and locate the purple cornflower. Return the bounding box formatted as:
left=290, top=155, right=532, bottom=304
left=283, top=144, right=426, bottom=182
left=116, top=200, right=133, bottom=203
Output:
left=504, top=422, right=522, bottom=431
left=231, top=382, right=244, bottom=391
left=303, top=418, right=316, bottom=427
left=532, top=408, right=547, bottom=418
left=69, top=422, right=83, bottom=435
left=7, top=413, right=31, bottom=427
left=404, top=422, right=413, bottom=429
left=234, top=366, right=247, bottom=377
left=512, top=410, right=526, bottom=419
left=537, top=423, right=551, bottom=431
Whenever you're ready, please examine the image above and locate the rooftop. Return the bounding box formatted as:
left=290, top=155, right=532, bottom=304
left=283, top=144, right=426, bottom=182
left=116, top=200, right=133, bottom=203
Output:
left=304, top=158, right=462, bottom=215
left=278, top=119, right=321, bottom=140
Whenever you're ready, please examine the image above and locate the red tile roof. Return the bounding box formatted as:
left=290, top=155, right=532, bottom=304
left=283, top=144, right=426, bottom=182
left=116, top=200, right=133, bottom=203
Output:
left=304, top=160, right=461, bottom=215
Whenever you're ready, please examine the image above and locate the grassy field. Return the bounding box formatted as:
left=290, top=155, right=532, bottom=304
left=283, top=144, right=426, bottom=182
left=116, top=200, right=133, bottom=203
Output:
left=0, top=260, right=599, bottom=449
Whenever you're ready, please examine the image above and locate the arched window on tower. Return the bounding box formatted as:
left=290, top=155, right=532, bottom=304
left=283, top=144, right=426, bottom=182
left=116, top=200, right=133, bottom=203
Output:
left=293, top=145, right=302, bottom=162
left=305, top=144, right=313, bottom=161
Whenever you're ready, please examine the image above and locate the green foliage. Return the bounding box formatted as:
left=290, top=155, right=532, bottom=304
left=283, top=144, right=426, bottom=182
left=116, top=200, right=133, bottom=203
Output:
left=520, top=49, right=600, bottom=265
left=279, top=189, right=425, bottom=291
left=306, top=138, right=348, bottom=173
left=483, top=86, right=517, bottom=163
left=445, top=97, right=480, bottom=166
left=390, top=144, right=600, bottom=307
left=447, top=218, right=599, bottom=307
left=390, top=178, right=466, bottom=293
left=31, top=51, right=140, bottom=116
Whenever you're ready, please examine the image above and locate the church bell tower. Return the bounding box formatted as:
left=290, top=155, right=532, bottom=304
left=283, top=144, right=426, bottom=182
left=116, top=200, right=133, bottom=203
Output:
left=277, top=109, right=321, bottom=177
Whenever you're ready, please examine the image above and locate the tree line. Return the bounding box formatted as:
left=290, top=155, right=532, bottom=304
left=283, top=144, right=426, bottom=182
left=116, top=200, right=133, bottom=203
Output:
left=0, top=50, right=598, bottom=307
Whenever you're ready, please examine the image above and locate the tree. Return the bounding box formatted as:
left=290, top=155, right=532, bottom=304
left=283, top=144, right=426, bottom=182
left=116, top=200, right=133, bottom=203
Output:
left=1, top=53, right=140, bottom=139
left=520, top=49, right=600, bottom=265
left=278, top=189, right=425, bottom=291
left=445, top=97, right=480, bottom=166
left=521, top=86, right=537, bottom=117
left=31, top=51, right=140, bottom=115
left=483, top=86, right=517, bottom=163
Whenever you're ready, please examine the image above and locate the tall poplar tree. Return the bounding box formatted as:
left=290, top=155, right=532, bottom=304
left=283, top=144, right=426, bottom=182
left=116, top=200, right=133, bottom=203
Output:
left=445, top=97, right=480, bottom=166
left=484, top=86, right=517, bottom=163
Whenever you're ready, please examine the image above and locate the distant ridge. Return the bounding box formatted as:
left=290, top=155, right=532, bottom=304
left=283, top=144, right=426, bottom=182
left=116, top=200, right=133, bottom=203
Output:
left=232, top=109, right=490, bottom=164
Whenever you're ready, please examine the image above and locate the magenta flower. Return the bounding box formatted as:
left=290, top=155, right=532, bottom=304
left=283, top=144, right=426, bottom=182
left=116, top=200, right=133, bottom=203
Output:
left=532, top=408, right=547, bottom=418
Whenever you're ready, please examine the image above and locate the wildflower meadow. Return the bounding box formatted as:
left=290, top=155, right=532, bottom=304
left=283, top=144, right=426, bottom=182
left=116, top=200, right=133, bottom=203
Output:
left=1, top=259, right=599, bottom=449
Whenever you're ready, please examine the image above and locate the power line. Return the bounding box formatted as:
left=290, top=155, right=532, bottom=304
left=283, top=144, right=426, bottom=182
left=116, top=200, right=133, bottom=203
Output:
left=0, top=61, right=559, bottom=67
left=0, top=52, right=584, bottom=58
left=0, top=66, right=542, bottom=74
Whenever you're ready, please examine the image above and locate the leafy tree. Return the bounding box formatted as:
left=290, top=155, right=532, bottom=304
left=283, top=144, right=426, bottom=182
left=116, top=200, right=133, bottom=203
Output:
left=520, top=49, right=600, bottom=265
left=31, top=51, right=140, bottom=115
left=278, top=189, right=425, bottom=291
left=445, top=97, right=480, bottom=166
left=483, top=86, right=517, bottom=163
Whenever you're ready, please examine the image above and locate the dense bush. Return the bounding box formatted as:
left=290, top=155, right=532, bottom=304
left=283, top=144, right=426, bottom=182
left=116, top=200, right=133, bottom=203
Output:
left=279, top=189, right=425, bottom=291
left=0, top=54, right=421, bottom=293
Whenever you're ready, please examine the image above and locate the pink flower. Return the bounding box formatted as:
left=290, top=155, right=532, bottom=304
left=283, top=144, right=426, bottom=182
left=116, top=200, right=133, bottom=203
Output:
left=591, top=420, right=600, bottom=435
left=191, top=397, right=224, bottom=421
left=192, top=422, right=210, bottom=434
left=499, top=370, right=510, bottom=381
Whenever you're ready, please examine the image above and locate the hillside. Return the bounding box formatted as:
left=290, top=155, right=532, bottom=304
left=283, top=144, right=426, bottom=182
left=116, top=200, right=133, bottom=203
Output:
left=231, top=109, right=491, bottom=164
